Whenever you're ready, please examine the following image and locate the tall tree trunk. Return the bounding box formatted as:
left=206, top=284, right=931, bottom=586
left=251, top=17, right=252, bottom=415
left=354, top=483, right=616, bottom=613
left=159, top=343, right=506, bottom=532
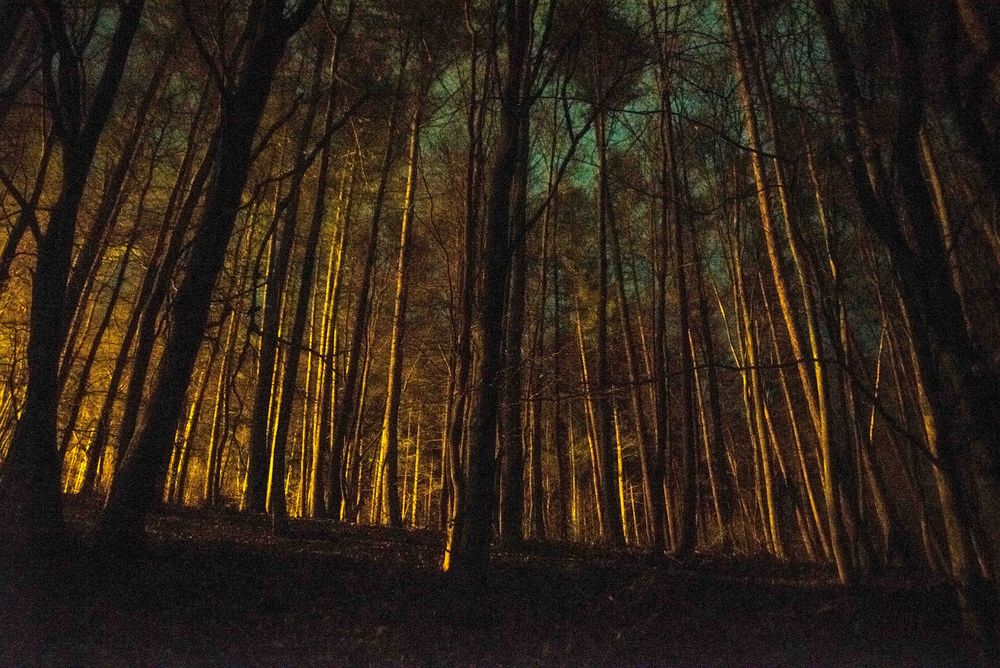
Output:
left=499, top=112, right=529, bottom=546
left=817, top=0, right=1000, bottom=645
left=0, top=0, right=145, bottom=536
left=98, top=0, right=317, bottom=544
left=609, top=199, right=656, bottom=548
left=443, top=12, right=490, bottom=534
left=723, top=0, right=850, bottom=580
left=244, top=49, right=329, bottom=514
left=313, top=159, right=356, bottom=517
left=377, top=99, right=423, bottom=529
left=594, top=109, right=625, bottom=546
left=331, top=46, right=408, bottom=521
left=551, top=216, right=571, bottom=540
left=444, top=0, right=530, bottom=575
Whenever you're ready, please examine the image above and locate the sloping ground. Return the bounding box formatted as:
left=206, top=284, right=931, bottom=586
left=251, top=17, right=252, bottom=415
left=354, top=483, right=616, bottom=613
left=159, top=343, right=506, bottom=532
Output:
left=1, top=505, right=971, bottom=666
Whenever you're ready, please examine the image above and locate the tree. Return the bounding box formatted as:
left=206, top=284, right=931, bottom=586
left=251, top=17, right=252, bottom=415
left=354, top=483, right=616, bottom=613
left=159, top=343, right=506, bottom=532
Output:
left=99, top=0, right=319, bottom=544
left=0, top=0, right=146, bottom=538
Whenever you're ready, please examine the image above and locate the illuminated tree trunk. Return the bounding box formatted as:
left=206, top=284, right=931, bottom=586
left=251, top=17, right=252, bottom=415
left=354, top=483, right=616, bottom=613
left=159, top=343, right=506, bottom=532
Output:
left=527, top=192, right=552, bottom=541
left=918, top=130, right=971, bottom=331
left=575, top=297, right=605, bottom=538
left=551, top=218, right=571, bottom=540
left=647, top=0, right=675, bottom=553
left=298, top=295, right=318, bottom=516
left=59, top=40, right=176, bottom=366
left=410, top=417, right=422, bottom=526
left=204, top=271, right=246, bottom=506
left=691, top=225, right=734, bottom=548
left=609, top=202, right=656, bottom=548
left=268, top=42, right=347, bottom=535
left=58, top=162, right=150, bottom=460
left=244, top=50, right=328, bottom=515
left=169, top=317, right=226, bottom=505
left=443, top=15, right=489, bottom=533
left=723, top=0, right=849, bottom=579
left=348, top=308, right=380, bottom=522
left=112, top=122, right=221, bottom=473
left=332, top=45, right=408, bottom=521
left=377, top=101, right=422, bottom=529
left=313, top=160, right=355, bottom=517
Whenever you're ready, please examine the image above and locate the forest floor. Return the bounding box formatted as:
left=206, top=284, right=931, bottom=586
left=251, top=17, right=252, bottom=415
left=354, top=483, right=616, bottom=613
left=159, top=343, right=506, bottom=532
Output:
left=1, top=500, right=974, bottom=667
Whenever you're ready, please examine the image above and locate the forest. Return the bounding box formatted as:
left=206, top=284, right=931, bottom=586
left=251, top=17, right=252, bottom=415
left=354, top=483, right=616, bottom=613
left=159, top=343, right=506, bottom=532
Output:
left=1, top=0, right=999, bottom=664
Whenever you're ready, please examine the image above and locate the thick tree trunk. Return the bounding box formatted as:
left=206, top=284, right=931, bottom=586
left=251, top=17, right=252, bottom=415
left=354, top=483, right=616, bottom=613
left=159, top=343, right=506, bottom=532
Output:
left=0, top=0, right=145, bottom=537
left=499, top=114, right=529, bottom=546
left=816, top=0, right=1000, bottom=645
left=98, top=0, right=316, bottom=544
left=444, top=0, right=529, bottom=575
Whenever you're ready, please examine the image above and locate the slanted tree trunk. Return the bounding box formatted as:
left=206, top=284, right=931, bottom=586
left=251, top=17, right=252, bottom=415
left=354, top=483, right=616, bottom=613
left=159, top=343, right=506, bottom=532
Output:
left=0, top=0, right=145, bottom=537
left=244, top=48, right=329, bottom=514
left=111, top=99, right=221, bottom=468
left=816, top=0, right=1000, bottom=644
left=691, top=222, right=734, bottom=548
left=58, top=146, right=157, bottom=461
left=723, top=0, right=850, bottom=580
left=58, top=38, right=176, bottom=368
left=0, top=130, right=54, bottom=294
left=98, top=0, right=318, bottom=544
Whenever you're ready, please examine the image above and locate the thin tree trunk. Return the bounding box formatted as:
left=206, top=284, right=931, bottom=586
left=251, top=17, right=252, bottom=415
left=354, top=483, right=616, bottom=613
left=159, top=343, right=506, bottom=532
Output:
left=332, top=44, right=409, bottom=522
left=594, top=109, right=625, bottom=547
left=313, top=159, right=355, bottom=517
left=244, top=50, right=329, bottom=514
left=378, top=100, right=423, bottom=529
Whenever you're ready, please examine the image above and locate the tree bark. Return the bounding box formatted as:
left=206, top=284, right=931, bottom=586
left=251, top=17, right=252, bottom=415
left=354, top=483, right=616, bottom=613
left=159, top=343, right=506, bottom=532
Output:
left=0, top=0, right=146, bottom=537
left=98, top=0, right=317, bottom=544
left=378, top=99, right=423, bottom=529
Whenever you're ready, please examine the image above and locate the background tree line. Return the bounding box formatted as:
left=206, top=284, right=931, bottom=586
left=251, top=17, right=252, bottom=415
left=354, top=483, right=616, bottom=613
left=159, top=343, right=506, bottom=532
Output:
left=1, top=0, right=999, bottom=647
